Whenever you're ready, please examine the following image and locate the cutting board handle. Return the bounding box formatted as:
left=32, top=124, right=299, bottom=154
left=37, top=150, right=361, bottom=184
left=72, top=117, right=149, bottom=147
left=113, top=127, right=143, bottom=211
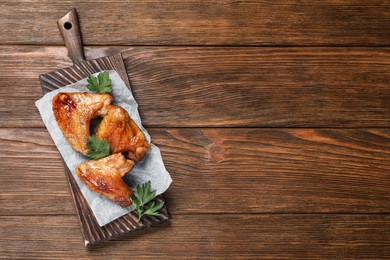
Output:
left=57, top=8, right=85, bottom=64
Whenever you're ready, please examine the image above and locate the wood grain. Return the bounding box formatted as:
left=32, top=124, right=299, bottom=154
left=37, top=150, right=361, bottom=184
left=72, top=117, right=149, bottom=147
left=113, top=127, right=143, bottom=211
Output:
left=0, top=214, right=389, bottom=259
left=57, top=8, right=86, bottom=64
left=1, top=128, right=389, bottom=215
left=1, top=46, right=389, bottom=128
left=2, top=1, right=390, bottom=46
left=124, top=47, right=390, bottom=127
left=1, top=0, right=390, bottom=257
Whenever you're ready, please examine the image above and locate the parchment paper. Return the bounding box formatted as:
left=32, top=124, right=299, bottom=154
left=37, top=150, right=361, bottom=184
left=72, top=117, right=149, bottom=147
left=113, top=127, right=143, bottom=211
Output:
left=35, top=70, right=172, bottom=226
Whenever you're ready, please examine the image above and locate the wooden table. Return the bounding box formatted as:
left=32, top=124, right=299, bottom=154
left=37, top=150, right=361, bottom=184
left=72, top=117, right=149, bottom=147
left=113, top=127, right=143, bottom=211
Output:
left=1, top=1, right=389, bottom=259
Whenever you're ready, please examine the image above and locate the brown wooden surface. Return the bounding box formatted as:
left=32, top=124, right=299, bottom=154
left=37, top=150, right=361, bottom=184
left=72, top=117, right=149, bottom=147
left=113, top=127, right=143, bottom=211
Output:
left=1, top=215, right=389, bottom=259
left=57, top=8, right=86, bottom=63
left=2, top=1, right=390, bottom=46
left=1, top=46, right=390, bottom=128
left=1, top=128, right=389, bottom=215
left=1, top=1, right=389, bottom=259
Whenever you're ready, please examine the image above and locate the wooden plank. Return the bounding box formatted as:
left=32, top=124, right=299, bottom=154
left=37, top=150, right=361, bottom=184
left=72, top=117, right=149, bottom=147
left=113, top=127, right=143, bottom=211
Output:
left=124, top=47, right=390, bottom=127
left=1, top=128, right=389, bottom=215
left=0, top=214, right=389, bottom=258
left=1, top=46, right=389, bottom=128
left=1, top=1, right=390, bottom=46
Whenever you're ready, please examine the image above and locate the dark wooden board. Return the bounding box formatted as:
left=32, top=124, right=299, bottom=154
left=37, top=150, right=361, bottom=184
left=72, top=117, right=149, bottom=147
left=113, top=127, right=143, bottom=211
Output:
left=1, top=214, right=389, bottom=259
left=39, top=52, right=169, bottom=246
left=2, top=1, right=390, bottom=46
left=1, top=128, right=389, bottom=215
left=1, top=46, right=390, bottom=128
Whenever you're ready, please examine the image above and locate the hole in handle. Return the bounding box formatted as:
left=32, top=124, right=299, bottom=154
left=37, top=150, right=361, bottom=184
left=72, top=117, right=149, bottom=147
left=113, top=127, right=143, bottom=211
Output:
left=64, top=22, right=72, bottom=30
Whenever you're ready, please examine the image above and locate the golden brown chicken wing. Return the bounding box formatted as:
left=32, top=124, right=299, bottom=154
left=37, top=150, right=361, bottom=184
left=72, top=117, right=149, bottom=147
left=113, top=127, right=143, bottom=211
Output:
left=95, top=105, right=150, bottom=161
left=52, top=92, right=113, bottom=154
left=75, top=153, right=135, bottom=207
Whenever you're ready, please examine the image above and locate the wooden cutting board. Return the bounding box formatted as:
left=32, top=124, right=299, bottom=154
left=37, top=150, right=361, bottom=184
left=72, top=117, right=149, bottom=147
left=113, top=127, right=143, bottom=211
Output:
left=39, top=9, right=169, bottom=246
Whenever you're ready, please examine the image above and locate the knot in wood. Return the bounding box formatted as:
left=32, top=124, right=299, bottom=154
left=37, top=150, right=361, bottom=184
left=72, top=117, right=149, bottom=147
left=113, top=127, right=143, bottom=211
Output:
left=208, top=143, right=225, bottom=162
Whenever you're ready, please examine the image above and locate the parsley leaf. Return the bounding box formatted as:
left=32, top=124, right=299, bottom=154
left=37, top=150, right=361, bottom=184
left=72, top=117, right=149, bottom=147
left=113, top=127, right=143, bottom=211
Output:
left=87, top=136, right=110, bottom=159
left=130, top=181, right=164, bottom=222
left=87, top=71, right=112, bottom=94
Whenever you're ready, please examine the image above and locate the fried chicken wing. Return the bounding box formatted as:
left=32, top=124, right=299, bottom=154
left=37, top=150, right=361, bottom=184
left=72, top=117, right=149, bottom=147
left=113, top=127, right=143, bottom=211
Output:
left=95, top=105, right=150, bottom=161
left=52, top=92, right=113, bottom=154
left=75, top=153, right=135, bottom=207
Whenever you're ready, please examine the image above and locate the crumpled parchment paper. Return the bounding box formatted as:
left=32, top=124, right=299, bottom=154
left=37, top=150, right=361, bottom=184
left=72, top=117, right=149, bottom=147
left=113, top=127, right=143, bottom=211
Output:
left=35, top=70, right=172, bottom=226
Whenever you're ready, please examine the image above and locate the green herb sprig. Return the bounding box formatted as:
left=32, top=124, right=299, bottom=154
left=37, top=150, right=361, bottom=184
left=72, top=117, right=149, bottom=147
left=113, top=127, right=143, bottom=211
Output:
left=131, top=181, right=164, bottom=222
left=87, top=71, right=112, bottom=94
left=87, top=136, right=110, bottom=159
